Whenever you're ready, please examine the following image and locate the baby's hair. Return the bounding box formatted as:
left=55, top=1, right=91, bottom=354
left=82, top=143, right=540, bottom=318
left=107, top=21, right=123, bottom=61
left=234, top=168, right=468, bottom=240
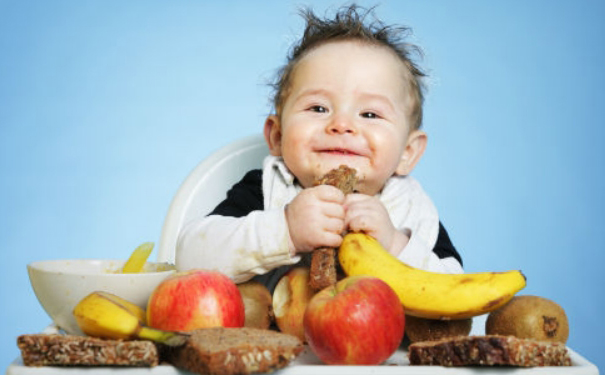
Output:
left=271, top=4, right=427, bottom=130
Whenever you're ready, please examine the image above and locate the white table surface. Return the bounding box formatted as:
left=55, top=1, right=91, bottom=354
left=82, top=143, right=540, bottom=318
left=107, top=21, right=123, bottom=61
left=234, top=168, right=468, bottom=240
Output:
left=7, top=316, right=600, bottom=375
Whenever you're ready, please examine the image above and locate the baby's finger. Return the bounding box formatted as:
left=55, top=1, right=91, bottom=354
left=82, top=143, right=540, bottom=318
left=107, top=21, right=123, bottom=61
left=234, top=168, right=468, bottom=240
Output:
left=322, top=216, right=345, bottom=235
left=344, top=193, right=369, bottom=204
left=322, top=202, right=345, bottom=220
left=313, top=185, right=346, bottom=203
left=317, top=231, right=344, bottom=249
left=344, top=202, right=375, bottom=224
left=346, top=214, right=372, bottom=234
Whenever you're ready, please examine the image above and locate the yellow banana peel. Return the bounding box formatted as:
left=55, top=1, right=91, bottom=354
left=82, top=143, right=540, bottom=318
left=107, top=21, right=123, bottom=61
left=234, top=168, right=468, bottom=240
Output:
left=73, top=291, right=187, bottom=346
left=98, top=291, right=147, bottom=324
left=338, top=232, right=526, bottom=320
left=122, top=242, right=154, bottom=273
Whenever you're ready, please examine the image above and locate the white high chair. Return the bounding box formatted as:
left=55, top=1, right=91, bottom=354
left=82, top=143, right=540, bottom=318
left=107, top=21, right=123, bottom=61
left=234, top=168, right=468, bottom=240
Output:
left=157, top=134, right=269, bottom=263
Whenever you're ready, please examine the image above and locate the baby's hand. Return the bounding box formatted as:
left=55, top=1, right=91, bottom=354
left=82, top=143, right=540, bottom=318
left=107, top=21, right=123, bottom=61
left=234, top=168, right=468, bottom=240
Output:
left=286, top=185, right=346, bottom=254
left=345, top=194, right=409, bottom=256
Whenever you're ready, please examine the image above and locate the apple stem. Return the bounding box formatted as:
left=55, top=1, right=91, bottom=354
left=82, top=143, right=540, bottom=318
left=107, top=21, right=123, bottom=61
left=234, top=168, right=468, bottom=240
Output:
left=328, top=284, right=338, bottom=297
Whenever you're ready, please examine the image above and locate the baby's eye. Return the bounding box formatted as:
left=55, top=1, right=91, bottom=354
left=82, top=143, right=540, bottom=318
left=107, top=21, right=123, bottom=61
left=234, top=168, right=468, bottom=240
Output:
left=361, top=111, right=380, bottom=119
left=308, top=105, right=328, bottom=113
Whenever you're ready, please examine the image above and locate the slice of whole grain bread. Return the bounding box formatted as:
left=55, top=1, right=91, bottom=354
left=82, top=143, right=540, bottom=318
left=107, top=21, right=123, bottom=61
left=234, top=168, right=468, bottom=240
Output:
left=17, top=334, right=159, bottom=367
left=408, top=334, right=571, bottom=367
left=161, top=327, right=303, bottom=375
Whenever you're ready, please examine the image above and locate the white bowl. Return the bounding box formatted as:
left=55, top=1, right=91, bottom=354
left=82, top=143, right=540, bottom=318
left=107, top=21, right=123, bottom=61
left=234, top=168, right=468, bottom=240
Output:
left=27, top=259, right=176, bottom=335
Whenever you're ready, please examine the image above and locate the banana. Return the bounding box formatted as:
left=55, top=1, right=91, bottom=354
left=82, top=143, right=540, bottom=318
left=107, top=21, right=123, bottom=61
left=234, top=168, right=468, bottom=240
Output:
left=73, top=291, right=187, bottom=346
left=122, top=242, right=154, bottom=273
left=338, top=233, right=526, bottom=320
left=99, top=291, right=147, bottom=324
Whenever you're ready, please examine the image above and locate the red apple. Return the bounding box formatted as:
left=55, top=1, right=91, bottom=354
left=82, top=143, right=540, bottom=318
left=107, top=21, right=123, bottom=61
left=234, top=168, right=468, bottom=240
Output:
left=303, top=275, right=405, bottom=365
left=147, top=269, right=244, bottom=331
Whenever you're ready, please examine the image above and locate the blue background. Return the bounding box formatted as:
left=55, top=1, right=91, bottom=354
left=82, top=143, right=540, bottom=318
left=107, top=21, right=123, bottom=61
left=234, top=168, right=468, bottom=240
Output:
left=1, top=0, right=603, bottom=371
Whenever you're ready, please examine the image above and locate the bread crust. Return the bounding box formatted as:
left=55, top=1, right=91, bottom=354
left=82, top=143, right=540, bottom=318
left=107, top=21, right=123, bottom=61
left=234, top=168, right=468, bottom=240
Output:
left=17, top=334, right=159, bottom=367
left=161, top=327, right=303, bottom=375
left=408, top=334, right=571, bottom=367
left=310, top=165, right=357, bottom=291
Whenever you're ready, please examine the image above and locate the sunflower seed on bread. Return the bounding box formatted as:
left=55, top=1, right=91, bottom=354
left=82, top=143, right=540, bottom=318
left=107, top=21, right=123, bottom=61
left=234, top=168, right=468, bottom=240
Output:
left=17, top=334, right=159, bottom=367
left=161, top=327, right=303, bottom=375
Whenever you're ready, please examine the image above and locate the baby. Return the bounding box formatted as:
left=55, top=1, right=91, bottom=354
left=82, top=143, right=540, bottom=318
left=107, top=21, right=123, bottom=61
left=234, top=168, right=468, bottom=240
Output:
left=176, top=5, right=463, bottom=291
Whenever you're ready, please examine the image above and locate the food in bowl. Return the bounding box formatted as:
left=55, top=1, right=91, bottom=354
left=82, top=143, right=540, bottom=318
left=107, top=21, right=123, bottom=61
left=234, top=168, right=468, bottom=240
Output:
left=27, top=259, right=175, bottom=335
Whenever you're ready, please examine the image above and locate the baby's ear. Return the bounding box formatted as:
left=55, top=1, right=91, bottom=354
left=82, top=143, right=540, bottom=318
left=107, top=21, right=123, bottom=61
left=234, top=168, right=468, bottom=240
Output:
left=264, top=115, right=283, bottom=156
left=395, top=130, right=427, bottom=176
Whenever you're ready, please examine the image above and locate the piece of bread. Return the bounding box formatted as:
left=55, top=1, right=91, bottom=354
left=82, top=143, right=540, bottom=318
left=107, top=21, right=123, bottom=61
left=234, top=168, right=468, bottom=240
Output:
left=408, top=335, right=571, bottom=367
left=161, top=327, right=303, bottom=375
left=17, top=334, right=159, bottom=367
left=309, top=247, right=337, bottom=290
left=313, top=165, right=358, bottom=194
left=404, top=315, right=472, bottom=343
left=310, top=165, right=358, bottom=291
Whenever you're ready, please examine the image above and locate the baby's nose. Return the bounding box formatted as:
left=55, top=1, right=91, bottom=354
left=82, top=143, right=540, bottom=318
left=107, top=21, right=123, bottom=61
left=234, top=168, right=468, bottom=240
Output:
left=326, top=116, right=356, bottom=134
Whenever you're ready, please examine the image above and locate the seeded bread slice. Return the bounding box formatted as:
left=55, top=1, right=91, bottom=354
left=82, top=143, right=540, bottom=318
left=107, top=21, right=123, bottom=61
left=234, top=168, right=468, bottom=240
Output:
left=161, top=327, right=303, bottom=375
left=17, top=334, right=159, bottom=367
left=408, top=335, right=571, bottom=367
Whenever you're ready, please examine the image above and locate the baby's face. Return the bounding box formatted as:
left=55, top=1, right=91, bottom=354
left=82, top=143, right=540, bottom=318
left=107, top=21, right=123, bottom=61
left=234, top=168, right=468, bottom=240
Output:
left=270, top=40, right=416, bottom=195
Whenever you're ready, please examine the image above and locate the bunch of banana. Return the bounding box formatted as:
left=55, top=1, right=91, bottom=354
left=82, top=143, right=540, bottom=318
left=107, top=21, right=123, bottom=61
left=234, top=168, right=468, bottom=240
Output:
left=338, top=233, right=526, bottom=320
left=73, top=291, right=187, bottom=346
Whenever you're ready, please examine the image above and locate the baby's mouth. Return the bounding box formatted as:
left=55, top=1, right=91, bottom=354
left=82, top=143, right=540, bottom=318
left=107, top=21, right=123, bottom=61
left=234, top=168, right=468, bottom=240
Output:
left=320, top=148, right=360, bottom=156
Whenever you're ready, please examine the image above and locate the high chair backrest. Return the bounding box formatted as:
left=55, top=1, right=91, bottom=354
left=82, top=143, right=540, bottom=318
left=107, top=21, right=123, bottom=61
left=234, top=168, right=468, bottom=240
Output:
left=157, top=134, right=268, bottom=263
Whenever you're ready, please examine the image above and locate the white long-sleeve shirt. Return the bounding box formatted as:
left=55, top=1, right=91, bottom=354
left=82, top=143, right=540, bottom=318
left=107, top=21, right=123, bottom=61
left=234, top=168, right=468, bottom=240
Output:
left=176, top=156, right=463, bottom=285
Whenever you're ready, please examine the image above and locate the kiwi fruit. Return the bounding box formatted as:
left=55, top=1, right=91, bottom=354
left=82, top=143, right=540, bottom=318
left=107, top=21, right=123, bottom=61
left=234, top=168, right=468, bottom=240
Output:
left=485, top=295, right=569, bottom=344
left=405, top=315, right=472, bottom=343
left=237, top=281, right=274, bottom=329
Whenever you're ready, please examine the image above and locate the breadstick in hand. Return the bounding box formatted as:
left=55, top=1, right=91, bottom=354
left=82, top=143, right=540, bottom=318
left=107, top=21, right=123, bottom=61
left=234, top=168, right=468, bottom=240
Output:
left=309, top=165, right=358, bottom=291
